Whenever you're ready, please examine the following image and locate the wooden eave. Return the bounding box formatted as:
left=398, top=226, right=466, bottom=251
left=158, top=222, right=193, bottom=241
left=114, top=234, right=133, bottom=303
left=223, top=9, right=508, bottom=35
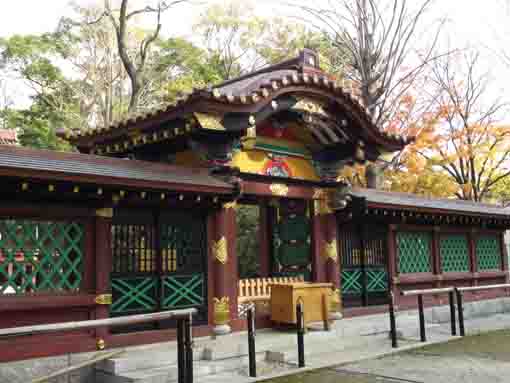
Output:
left=364, top=202, right=510, bottom=221
left=0, top=145, right=236, bottom=196
left=62, top=56, right=410, bottom=157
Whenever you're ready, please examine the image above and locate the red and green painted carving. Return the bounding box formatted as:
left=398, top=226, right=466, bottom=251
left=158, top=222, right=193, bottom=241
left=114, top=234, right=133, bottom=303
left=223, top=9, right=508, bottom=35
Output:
left=263, top=155, right=293, bottom=177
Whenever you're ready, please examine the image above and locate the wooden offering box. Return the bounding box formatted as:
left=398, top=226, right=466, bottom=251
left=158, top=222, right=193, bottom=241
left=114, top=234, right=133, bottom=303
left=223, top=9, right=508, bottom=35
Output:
left=270, top=282, right=333, bottom=327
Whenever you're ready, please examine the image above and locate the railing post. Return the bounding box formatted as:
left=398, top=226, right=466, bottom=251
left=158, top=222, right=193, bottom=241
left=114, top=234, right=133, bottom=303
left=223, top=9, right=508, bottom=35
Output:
left=296, top=301, right=305, bottom=368
left=177, top=318, right=186, bottom=383
left=418, top=294, right=426, bottom=342
left=389, top=291, right=398, bottom=348
left=247, top=307, right=257, bottom=377
left=449, top=290, right=456, bottom=336
left=455, top=288, right=465, bottom=337
left=184, top=315, right=193, bottom=383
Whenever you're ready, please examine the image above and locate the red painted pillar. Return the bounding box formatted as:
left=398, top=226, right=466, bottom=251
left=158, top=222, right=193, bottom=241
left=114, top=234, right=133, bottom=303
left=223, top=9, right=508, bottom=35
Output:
left=311, top=205, right=327, bottom=283
left=324, top=213, right=340, bottom=288
left=94, top=208, right=113, bottom=350
left=211, top=203, right=238, bottom=335
left=324, top=212, right=342, bottom=318
left=312, top=194, right=342, bottom=319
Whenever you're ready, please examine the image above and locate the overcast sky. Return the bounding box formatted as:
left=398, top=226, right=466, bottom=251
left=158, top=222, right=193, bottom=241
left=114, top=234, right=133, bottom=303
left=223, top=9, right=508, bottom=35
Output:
left=1, top=0, right=510, bottom=108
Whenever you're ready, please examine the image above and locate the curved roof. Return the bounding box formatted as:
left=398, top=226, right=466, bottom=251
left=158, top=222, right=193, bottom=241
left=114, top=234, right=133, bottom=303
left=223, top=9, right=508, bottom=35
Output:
left=62, top=50, right=410, bottom=156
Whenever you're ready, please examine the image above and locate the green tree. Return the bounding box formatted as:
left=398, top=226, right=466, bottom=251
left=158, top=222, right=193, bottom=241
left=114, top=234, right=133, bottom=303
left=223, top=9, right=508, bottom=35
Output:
left=236, top=205, right=260, bottom=279
left=0, top=33, right=78, bottom=149
left=193, top=0, right=349, bottom=81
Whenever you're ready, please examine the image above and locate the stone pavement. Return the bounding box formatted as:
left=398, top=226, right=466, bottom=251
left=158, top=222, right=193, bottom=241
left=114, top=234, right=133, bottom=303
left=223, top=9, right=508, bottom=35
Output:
left=5, top=298, right=510, bottom=383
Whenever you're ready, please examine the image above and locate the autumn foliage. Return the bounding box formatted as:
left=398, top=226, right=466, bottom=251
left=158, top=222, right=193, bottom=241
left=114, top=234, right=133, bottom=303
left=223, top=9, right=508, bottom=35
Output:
left=341, top=53, right=510, bottom=203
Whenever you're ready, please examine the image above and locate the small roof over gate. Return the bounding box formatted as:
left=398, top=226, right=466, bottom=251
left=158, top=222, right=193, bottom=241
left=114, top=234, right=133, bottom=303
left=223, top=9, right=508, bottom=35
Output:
left=60, top=50, right=410, bottom=165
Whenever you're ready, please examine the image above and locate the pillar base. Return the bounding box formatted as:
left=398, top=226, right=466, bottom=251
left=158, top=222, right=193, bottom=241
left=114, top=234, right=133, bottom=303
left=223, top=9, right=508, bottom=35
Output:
left=213, top=324, right=232, bottom=336
left=329, top=312, right=343, bottom=320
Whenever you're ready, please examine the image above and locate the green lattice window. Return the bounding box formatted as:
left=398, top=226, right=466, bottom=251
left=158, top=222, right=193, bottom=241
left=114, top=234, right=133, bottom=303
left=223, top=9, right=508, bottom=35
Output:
left=476, top=235, right=501, bottom=271
left=440, top=234, right=470, bottom=273
left=397, top=232, right=432, bottom=273
left=0, top=220, right=84, bottom=294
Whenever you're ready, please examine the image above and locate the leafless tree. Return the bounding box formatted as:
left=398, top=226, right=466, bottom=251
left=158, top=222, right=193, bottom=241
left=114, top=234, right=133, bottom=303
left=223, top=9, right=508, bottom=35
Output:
left=416, top=52, right=510, bottom=201
left=103, top=0, right=188, bottom=112
left=298, top=0, right=444, bottom=129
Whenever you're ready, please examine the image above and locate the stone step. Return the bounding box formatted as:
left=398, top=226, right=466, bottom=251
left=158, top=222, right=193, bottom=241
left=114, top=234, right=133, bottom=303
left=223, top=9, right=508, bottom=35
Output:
left=96, top=353, right=268, bottom=383
left=97, top=346, right=207, bottom=375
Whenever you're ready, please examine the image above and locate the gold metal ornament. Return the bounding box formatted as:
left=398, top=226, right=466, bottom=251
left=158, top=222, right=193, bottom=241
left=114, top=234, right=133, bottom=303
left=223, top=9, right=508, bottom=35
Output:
left=329, top=288, right=341, bottom=312
left=324, top=240, right=338, bottom=262
left=270, top=183, right=289, bottom=197
left=194, top=113, right=225, bottom=131
left=213, top=236, right=228, bottom=264
left=223, top=201, right=237, bottom=210
left=96, top=338, right=106, bottom=350
left=95, top=294, right=112, bottom=305
left=213, top=297, right=230, bottom=325
left=95, top=208, right=113, bottom=218
left=313, top=188, right=325, bottom=200
left=314, top=199, right=333, bottom=216
left=292, top=98, right=329, bottom=117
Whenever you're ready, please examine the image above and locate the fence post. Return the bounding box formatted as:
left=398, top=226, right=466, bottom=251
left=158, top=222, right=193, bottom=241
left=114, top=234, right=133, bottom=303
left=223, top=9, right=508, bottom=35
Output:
left=455, top=288, right=465, bottom=336
left=177, top=318, right=186, bottom=383
left=389, top=291, right=398, bottom=348
left=247, top=307, right=257, bottom=377
left=296, top=301, right=305, bottom=368
left=449, top=290, right=456, bottom=336
left=184, top=315, right=193, bottom=383
left=418, top=294, right=426, bottom=342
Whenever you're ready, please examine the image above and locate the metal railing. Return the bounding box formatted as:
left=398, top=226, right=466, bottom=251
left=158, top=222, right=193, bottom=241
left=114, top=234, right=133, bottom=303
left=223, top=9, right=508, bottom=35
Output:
left=245, top=302, right=307, bottom=377
left=0, top=308, right=197, bottom=383
left=401, top=287, right=457, bottom=342
left=389, top=283, right=510, bottom=347
left=456, top=283, right=510, bottom=336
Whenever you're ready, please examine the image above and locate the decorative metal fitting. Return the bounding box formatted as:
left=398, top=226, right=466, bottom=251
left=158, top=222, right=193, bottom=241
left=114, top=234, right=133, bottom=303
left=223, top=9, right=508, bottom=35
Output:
left=270, top=183, right=289, bottom=197
left=96, top=338, right=106, bottom=350
left=213, top=297, right=230, bottom=325
left=213, top=236, right=228, bottom=264
left=95, top=294, right=112, bottom=305
left=95, top=208, right=113, bottom=218
left=324, top=240, right=338, bottom=262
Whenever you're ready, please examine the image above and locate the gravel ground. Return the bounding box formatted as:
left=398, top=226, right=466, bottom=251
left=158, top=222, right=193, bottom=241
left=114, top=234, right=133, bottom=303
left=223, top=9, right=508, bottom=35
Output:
left=264, top=330, right=510, bottom=383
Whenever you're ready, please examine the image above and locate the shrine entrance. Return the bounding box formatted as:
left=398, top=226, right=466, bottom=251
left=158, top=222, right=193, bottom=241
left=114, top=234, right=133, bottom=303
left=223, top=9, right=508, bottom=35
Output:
left=271, top=199, right=312, bottom=281
left=339, top=224, right=389, bottom=307
left=110, top=208, right=208, bottom=332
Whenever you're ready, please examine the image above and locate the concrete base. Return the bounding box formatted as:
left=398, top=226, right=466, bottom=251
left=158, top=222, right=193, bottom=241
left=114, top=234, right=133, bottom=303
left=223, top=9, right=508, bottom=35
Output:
left=213, top=324, right=232, bottom=336
left=424, top=297, right=510, bottom=324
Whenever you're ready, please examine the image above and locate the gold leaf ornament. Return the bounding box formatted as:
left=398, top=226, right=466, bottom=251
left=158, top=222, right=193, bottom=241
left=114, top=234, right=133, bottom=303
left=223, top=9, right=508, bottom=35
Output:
left=213, top=236, right=228, bottom=264
left=213, top=296, right=230, bottom=325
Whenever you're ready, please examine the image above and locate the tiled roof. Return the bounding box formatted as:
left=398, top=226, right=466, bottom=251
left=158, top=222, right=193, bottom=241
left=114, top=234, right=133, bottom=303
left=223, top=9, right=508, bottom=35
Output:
left=63, top=50, right=410, bottom=151
left=0, top=145, right=234, bottom=194
left=0, top=130, right=18, bottom=145
left=349, top=188, right=510, bottom=218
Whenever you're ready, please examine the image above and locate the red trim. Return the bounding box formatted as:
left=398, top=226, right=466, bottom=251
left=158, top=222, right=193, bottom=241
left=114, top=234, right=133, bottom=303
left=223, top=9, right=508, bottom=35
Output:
left=0, top=294, right=97, bottom=312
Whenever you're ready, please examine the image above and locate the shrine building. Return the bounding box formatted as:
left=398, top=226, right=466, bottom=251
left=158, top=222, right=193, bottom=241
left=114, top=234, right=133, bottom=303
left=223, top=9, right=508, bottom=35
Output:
left=0, top=50, right=508, bottom=362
